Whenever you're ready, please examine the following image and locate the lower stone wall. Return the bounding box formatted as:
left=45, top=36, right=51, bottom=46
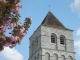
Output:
left=41, top=49, right=75, bottom=60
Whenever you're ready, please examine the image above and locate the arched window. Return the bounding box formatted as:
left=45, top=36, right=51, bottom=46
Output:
left=51, top=33, right=57, bottom=43
left=68, top=56, right=73, bottom=60
left=34, top=57, right=36, bottom=60
left=53, top=53, right=58, bottom=60
left=60, top=35, right=65, bottom=45
left=36, top=36, right=38, bottom=45
left=32, top=40, right=34, bottom=54
left=61, top=55, right=65, bottom=60
left=37, top=54, right=39, bottom=60
left=45, top=52, right=50, bottom=60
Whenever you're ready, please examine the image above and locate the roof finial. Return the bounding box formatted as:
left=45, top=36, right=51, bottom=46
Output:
left=49, top=5, right=51, bottom=11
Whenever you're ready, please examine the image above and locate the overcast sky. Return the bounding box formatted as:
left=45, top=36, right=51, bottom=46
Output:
left=0, top=0, right=80, bottom=60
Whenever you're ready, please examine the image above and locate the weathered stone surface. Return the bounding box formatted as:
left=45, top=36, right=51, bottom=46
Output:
left=28, top=12, right=76, bottom=60
left=29, top=26, right=75, bottom=60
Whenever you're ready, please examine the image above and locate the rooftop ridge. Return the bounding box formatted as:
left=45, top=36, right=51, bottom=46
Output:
left=41, top=11, right=66, bottom=29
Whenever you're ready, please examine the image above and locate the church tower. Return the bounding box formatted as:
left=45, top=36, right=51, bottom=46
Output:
left=28, top=12, right=76, bottom=60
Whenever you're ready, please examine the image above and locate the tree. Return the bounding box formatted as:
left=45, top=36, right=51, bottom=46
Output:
left=0, top=0, right=31, bottom=51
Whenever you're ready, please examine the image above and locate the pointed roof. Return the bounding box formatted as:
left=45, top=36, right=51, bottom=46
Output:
left=41, top=11, right=66, bottom=29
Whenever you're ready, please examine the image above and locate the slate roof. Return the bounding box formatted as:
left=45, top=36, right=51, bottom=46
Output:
left=41, top=11, right=66, bottom=29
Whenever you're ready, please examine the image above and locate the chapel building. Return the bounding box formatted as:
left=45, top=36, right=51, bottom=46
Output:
left=28, top=11, right=76, bottom=60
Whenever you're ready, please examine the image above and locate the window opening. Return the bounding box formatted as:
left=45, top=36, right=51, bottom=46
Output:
left=60, top=36, right=64, bottom=45
left=51, top=35, right=55, bottom=43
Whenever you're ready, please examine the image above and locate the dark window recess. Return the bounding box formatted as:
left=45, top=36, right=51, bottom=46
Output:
left=60, top=37, right=64, bottom=45
left=51, top=36, right=55, bottom=43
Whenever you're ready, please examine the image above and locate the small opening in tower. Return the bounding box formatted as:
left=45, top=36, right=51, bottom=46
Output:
left=51, top=35, right=55, bottom=43
left=60, top=36, right=64, bottom=45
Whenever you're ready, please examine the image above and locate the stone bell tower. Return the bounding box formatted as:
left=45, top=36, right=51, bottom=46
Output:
left=28, top=11, right=76, bottom=60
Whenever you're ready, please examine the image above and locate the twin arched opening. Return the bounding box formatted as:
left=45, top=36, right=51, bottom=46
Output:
left=51, top=33, right=66, bottom=45
left=45, top=53, right=58, bottom=60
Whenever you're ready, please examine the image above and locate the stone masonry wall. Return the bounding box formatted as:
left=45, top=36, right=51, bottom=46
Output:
left=41, top=26, right=74, bottom=52
left=40, top=26, right=75, bottom=60
left=29, top=26, right=41, bottom=59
